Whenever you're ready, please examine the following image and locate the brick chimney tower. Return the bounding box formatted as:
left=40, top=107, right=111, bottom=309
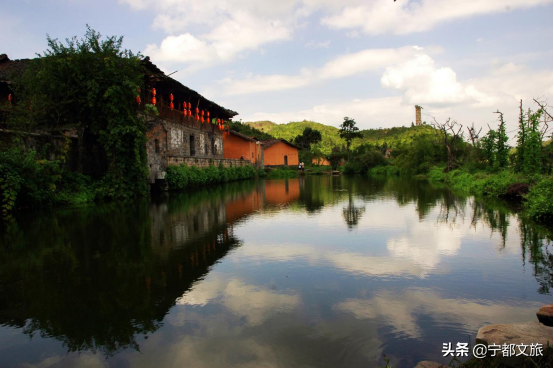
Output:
left=415, top=105, right=422, bottom=126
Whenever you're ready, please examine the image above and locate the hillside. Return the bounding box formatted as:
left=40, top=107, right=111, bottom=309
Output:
left=245, top=120, right=437, bottom=154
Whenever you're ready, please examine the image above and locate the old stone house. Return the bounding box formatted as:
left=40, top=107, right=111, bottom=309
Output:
left=142, top=58, right=249, bottom=185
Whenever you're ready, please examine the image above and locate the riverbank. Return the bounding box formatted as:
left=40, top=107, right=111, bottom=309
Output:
left=165, top=164, right=264, bottom=190
left=427, top=167, right=553, bottom=225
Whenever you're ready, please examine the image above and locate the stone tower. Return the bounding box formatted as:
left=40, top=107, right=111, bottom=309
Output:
left=415, top=105, right=422, bottom=126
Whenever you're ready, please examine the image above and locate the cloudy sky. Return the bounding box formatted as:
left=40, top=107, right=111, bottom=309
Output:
left=2, top=0, right=552, bottom=131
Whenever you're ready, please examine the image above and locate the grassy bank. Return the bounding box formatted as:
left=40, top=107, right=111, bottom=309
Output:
left=428, top=167, right=552, bottom=223
left=165, top=164, right=263, bottom=190
left=265, top=167, right=299, bottom=179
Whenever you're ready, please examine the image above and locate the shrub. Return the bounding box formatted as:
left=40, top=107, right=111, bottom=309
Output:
left=165, top=164, right=259, bottom=190
left=525, top=176, right=553, bottom=222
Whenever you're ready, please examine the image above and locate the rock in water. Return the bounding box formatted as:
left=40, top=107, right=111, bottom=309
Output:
left=476, top=321, right=553, bottom=367
left=536, top=304, right=553, bottom=326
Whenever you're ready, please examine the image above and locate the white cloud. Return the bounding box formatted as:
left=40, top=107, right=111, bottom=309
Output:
left=240, top=96, right=412, bottom=128
left=380, top=53, right=491, bottom=106
left=305, top=40, right=331, bottom=49
left=220, top=46, right=420, bottom=95
left=122, top=0, right=303, bottom=69
left=321, top=0, right=551, bottom=35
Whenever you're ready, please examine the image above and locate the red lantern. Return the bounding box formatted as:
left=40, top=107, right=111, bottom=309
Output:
left=188, top=110, right=192, bottom=117
left=207, top=111, right=210, bottom=122
left=152, top=88, right=156, bottom=96
left=188, top=102, right=191, bottom=109
left=136, top=96, right=141, bottom=104
left=201, top=116, right=204, bottom=123
left=170, top=93, right=174, bottom=101
left=8, top=94, right=12, bottom=103
left=196, top=115, right=199, bottom=121
left=152, top=97, right=157, bottom=105
left=170, top=102, right=174, bottom=110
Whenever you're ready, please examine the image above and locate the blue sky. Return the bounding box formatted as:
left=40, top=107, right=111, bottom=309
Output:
left=1, top=0, right=552, bottom=132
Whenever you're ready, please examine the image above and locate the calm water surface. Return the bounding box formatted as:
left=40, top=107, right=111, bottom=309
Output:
left=0, top=176, right=552, bottom=368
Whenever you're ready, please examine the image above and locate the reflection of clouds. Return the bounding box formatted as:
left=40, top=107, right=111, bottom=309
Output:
left=176, top=278, right=226, bottom=306
left=326, top=252, right=427, bottom=278
left=335, top=288, right=537, bottom=339
left=129, top=334, right=283, bottom=368
left=223, top=280, right=300, bottom=325
left=22, top=353, right=106, bottom=368
left=176, top=277, right=300, bottom=325
left=233, top=244, right=315, bottom=262
left=387, top=222, right=462, bottom=274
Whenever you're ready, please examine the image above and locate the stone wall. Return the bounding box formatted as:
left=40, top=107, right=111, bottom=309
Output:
left=167, top=156, right=252, bottom=169
left=146, top=116, right=251, bottom=183
left=0, top=129, right=78, bottom=170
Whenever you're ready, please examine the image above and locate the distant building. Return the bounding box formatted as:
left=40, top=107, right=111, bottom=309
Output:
left=262, top=139, right=300, bottom=167
left=222, top=130, right=263, bottom=167
left=312, top=157, right=331, bottom=166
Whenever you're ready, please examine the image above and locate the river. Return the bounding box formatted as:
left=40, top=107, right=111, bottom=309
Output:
left=0, top=176, right=551, bottom=367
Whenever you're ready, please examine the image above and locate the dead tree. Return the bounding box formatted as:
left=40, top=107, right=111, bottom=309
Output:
left=431, top=117, right=464, bottom=172
left=467, top=122, right=482, bottom=147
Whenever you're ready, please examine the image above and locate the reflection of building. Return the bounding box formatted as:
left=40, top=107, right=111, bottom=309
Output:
left=264, top=179, right=300, bottom=206
left=262, top=139, right=300, bottom=167
left=226, top=188, right=263, bottom=224
left=223, top=130, right=263, bottom=167
left=150, top=200, right=228, bottom=260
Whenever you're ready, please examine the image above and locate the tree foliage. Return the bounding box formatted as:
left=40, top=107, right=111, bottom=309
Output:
left=9, top=26, right=147, bottom=199
left=293, top=127, right=322, bottom=150
left=339, top=117, right=363, bottom=159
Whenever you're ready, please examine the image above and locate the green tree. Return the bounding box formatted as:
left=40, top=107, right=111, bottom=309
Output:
left=494, top=110, right=509, bottom=170
left=9, top=26, right=147, bottom=199
left=339, top=117, right=363, bottom=160
left=480, top=129, right=497, bottom=169
left=293, top=127, right=322, bottom=150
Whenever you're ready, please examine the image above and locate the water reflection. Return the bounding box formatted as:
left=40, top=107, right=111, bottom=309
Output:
left=0, top=176, right=551, bottom=367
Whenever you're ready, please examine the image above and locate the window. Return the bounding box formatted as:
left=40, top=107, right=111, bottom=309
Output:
left=154, top=139, right=160, bottom=153
left=190, top=135, right=195, bottom=156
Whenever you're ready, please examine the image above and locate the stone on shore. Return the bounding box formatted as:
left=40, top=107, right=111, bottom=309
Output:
left=536, top=304, right=553, bottom=326
left=476, top=321, right=553, bottom=367
left=414, top=361, right=447, bottom=368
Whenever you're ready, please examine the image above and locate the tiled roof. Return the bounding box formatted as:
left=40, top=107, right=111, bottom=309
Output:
left=141, top=57, right=238, bottom=120
left=228, top=130, right=257, bottom=142
left=0, top=54, right=31, bottom=84
left=262, top=138, right=301, bottom=150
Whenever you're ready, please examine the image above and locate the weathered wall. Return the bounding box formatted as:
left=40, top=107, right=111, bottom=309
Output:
left=167, top=156, right=251, bottom=168
left=263, top=141, right=299, bottom=166
left=0, top=129, right=78, bottom=170
left=146, top=117, right=252, bottom=183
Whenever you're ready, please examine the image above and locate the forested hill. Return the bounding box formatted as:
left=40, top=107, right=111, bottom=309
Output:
left=245, top=120, right=437, bottom=153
